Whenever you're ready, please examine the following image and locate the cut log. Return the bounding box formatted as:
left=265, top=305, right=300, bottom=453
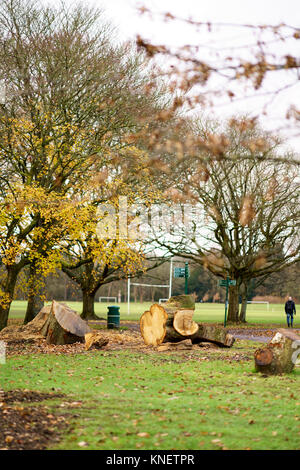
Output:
left=41, top=300, right=92, bottom=345
left=140, top=304, right=168, bottom=346
left=160, top=295, right=198, bottom=340
left=84, top=332, right=109, bottom=351
left=173, top=310, right=199, bottom=336
left=191, top=324, right=235, bottom=348
left=254, top=328, right=300, bottom=375
left=140, top=297, right=234, bottom=348
left=140, top=301, right=198, bottom=346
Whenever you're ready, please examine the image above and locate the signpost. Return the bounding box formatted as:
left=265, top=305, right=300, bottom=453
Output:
left=218, top=276, right=236, bottom=327
left=174, top=262, right=190, bottom=294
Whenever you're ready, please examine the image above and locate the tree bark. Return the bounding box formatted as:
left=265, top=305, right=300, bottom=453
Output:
left=81, top=289, right=99, bottom=320
left=41, top=300, right=91, bottom=345
left=254, top=329, right=300, bottom=375
left=0, top=267, right=19, bottom=331
left=191, top=324, right=235, bottom=347
left=24, top=267, right=45, bottom=324
left=85, top=332, right=109, bottom=350
left=227, top=283, right=240, bottom=323
left=0, top=305, right=50, bottom=342
left=239, top=282, right=248, bottom=323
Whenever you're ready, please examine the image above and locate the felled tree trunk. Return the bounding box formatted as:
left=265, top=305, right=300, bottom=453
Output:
left=140, top=295, right=234, bottom=348
left=191, top=324, right=235, bottom=347
left=41, top=300, right=92, bottom=345
left=254, top=329, right=300, bottom=375
left=140, top=295, right=198, bottom=346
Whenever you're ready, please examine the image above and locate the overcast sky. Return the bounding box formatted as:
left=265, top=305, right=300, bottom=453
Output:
left=48, top=0, right=300, bottom=152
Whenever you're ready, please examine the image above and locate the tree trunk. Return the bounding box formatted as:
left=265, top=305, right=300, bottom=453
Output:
left=81, top=290, right=98, bottom=320
left=239, top=283, right=248, bottom=323
left=24, top=267, right=45, bottom=324
left=24, top=294, right=44, bottom=325
left=41, top=300, right=91, bottom=345
left=191, top=324, right=235, bottom=347
left=0, top=267, right=19, bottom=331
left=227, top=283, right=240, bottom=323
left=254, top=329, right=300, bottom=375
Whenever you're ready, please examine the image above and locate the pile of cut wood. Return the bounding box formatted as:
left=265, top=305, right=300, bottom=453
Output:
left=0, top=301, right=108, bottom=351
left=140, top=295, right=235, bottom=349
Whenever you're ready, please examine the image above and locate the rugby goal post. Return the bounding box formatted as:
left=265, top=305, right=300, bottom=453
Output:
left=127, top=258, right=173, bottom=315
left=247, top=301, right=269, bottom=311
left=99, top=296, right=117, bottom=303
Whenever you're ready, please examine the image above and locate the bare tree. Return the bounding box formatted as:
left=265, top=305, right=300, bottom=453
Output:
left=136, top=6, right=300, bottom=159
left=149, top=121, right=300, bottom=323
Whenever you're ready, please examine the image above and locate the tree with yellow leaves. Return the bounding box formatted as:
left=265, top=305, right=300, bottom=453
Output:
left=0, top=0, right=170, bottom=329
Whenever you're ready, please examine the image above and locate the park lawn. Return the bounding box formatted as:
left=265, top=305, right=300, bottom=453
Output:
left=9, top=300, right=298, bottom=327
left=1, top=341, right=300, bottom=450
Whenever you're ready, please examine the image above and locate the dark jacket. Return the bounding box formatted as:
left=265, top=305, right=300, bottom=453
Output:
left=285, top=300, right=296, bottom=315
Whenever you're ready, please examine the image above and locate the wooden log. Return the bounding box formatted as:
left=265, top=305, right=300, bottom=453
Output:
left=191, top=324, right=235, bottom=348
left=162, top=295, right=198, bottom=338
left=254, top=328, right=300, bottom=375
left=173, top=310, right=199, bottom=336
left=140, top=297, right=198, bottom=346
left=140, top=298, right=234, bottom=348
left=84, top=332, right=109, bottom=351
left=140, top=304, right=168, bottom=346
left=41, top=300, right=92, bottom=345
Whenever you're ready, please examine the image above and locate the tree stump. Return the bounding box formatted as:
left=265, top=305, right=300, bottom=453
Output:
left=0, top=305, right=51, bottom=343
left=140, top=296, right=234, bottom=348
left=41, top=300, right=92, bottom=345
left=254, top=328, right=300, bottom=375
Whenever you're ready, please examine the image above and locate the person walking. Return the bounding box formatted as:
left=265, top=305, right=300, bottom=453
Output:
left=284, top=296, right=296, bottom=328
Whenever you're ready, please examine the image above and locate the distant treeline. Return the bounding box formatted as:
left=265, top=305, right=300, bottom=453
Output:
left=11, top=258, right=300, bottom=303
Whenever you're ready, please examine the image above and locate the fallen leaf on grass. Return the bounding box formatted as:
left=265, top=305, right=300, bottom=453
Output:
left=77, top=441, right=88, bottom=447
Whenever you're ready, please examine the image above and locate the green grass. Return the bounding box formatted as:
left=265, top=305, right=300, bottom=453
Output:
left=9, top=300, right=298, bottom=327
left=1, top=344, right=300, bottom=450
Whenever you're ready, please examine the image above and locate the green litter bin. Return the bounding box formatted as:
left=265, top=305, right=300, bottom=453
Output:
left=107, top=305, right=120, bottom=329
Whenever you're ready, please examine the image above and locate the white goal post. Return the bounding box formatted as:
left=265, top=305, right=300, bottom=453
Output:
left=99, top=296, right=117, bottom=303
left=247, top=301, right=269, bottom=311
left=127, top=258, right=174, bottom=315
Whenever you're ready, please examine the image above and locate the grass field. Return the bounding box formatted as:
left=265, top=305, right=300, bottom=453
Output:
left=2, top=300, right=300, bottom=450
left=9, top=300, right=298, bottom=326
left=2, top=346, right=300, bottom=450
